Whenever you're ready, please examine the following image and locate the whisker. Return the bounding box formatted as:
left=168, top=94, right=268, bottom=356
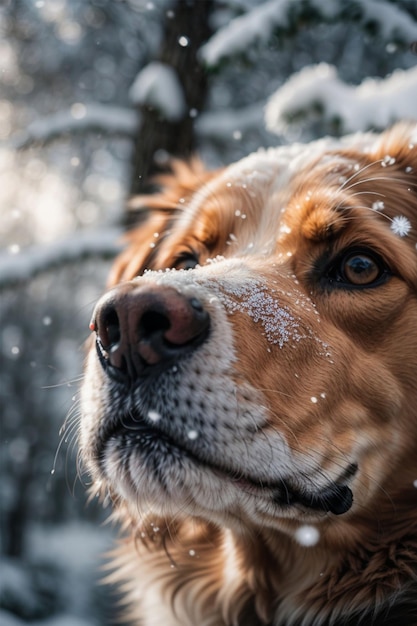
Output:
left=42, top=375, right=84, bottom=390
left=337, top=159, right=384, bottom=194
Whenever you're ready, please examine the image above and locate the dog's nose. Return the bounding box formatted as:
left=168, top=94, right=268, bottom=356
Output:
left=91, top=283, right=210, bottom=382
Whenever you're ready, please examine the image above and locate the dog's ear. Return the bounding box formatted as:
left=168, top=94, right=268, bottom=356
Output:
left=365, top=122, right=417, bottom=245
left=374, top=121, right=417, bottom=166
left=108, top=159, right=214, bottom=286
left=372, top=121, right=417, bottom=209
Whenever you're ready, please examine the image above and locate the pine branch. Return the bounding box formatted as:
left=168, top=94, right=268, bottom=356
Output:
left=0, top=228, right=123, bottom=288
left=196, top=102, right=264, bottom=140
left=201, top=0, right=417, bottom=66
left=9, top=104, right=139, bottom=150
left=265, top=63, right=417, bottom=134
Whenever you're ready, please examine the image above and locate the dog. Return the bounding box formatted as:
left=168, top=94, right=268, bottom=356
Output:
left=80, top=122, right=417, bottom=625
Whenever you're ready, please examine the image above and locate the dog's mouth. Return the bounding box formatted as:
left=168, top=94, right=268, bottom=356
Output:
left=98, top=412, right=356, bottom=517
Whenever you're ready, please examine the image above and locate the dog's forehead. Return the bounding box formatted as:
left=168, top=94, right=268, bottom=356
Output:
left=185, top=133, right=380, bottom=220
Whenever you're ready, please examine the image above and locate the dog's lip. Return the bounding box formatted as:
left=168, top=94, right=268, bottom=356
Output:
left=98, top=412, right=356, bottom=516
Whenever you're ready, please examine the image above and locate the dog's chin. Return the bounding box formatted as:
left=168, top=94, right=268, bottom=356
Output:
left=97, top=411, right=355, bottom=523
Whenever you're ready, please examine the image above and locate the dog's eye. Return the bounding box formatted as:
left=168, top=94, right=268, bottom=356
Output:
left=173, top=253, right=200, bottom=271
left=325, top=248, right=389, bottom=288
left=342, top=253, right=381, bottom=285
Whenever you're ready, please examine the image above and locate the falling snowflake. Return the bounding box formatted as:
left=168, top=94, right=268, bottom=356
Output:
left=294, top=525, right=320, bottom=547
left=390, top=215, right=411, bottom=237
left=148, top=410, right=161, bottom=422
left=371, top=201, right=384, bottom=211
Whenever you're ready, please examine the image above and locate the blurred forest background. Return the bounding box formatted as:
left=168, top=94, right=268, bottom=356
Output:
left=1, top=0, right=416, bottom=624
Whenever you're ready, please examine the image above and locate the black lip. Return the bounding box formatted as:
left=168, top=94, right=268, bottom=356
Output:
left=99, top=412, right=356, bottom=516
left=281, top=482, right=354, bottom=515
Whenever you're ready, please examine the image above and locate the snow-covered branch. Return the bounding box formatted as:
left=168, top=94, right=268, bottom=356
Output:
left=201, top=0, right=293, bottom=66
left=196, top=102, right=264, bottom=140
left=201, top=0, right=417, bottom=66
left=0, top=228, right=123, bottom=288
left=265, top=64, right=417, bottom=134
left=10, top=104, right=139, bottom=150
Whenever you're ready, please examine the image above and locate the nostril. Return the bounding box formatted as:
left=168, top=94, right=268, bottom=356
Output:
left=96, top=307, right=121, bottom=350
left=104, top=310, right=121, bottom=348
left=139, top=310, right=170, bottom=338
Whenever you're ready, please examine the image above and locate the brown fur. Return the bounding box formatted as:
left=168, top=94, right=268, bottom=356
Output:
left=80, top=123, right=417, bottom=625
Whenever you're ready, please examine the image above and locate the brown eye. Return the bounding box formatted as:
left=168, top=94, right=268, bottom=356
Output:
left=322, top=247, right=390, bottom=289
left=343, top=253, right=380, bottom=285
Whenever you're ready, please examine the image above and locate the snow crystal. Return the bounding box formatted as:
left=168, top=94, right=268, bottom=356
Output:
left=187, top=430, right=198, bottom=440
left=390, top=215, right=412, bottom=237
left=381, top=155, right=396, bottom=167
left=413, top=479, right=417, bottom=489
left=310, top=396, right=318, bottom=403
left=206, top=277, right=323, bottom=349
left=371, top=201, right=385, bottom=211
left=188, top=549, right=196, bottom=556
left=222, top=282, right=299, bottom=347
left=294, top=525, right=320, bottom=547
left=148, top=410, right=161, bottom=423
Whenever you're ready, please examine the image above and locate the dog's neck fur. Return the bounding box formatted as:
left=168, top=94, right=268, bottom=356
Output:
left=111, top=491, right=417, bottom=626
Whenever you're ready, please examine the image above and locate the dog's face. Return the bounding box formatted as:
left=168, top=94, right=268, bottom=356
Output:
left=81, top=124, right=417, bottom=539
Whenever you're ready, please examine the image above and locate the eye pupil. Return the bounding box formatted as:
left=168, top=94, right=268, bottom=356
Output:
left=344, top=254, right=379, bottom=285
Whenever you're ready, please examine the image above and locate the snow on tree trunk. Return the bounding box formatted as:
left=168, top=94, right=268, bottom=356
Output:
left=129, top=0, right=213, bottom=196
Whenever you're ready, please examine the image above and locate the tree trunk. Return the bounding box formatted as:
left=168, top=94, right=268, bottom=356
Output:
left=129, top=0, right=213, bottom=196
